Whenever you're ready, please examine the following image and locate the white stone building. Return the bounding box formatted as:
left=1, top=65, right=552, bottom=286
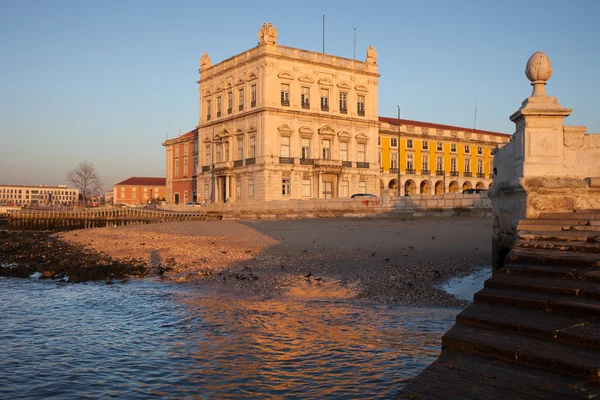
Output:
left=0, top=184, right=79, bottom=206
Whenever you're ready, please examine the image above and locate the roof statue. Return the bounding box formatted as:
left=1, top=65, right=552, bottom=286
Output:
left=258, top=22, right=278, bottom=45
left=525, top=51, right=552, bottom=97
left=366, top=45, right=377, bottom=65
left=200, top=52, right=211, bottom=70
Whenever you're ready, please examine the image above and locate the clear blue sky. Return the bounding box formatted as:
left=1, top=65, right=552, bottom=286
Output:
left=1, top=0, right=598, bottom=191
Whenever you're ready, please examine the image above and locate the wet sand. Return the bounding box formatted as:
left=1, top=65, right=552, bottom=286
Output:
left=57, top=216, right=492, bottom=306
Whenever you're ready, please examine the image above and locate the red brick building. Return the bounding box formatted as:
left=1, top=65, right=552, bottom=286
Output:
left=112, top=177, right=166, bottom=205
left=162, top=129, right=197, bottom=204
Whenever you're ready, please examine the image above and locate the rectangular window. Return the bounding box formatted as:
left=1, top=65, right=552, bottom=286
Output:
left=224, top=142, right=229, bottom=161
left=407, top=139, right=413, bottom=149
left=227, top=91, right=232, bottom=114
left=322, top=139, right=331, bottom=160
left=236, top=179, right=242, bottom=198
left=302, top=180, right=311, bottom=197
left=249, top=178, right=255, bottom=197
left=339, top=92, right=347, bottom=114
left=422, top=141, right=429, bottom=150
left=378, top=136, right=381, bottom=146
left=175, top=159, right=179, bottom=177
left=194, top=140, right=198, bottom=154
left=465, top=145, right=470, bottom=154
left=341, top=180, right=349, bottom=197
left=301, top=87, right=310, bottom=109
left=451, top=143, right=457, bottom=152
left=281, top=136, right=290, bottom=157
left=357, top=95, right=365, bottom=116
left=175, top=145, right=179, bottom=157
left=282, top=178, right=291, bottom=196
left=205, top=145, right=211, bottom=165
left=437, top=142, right=443, bottom=151
left=184, top=157, right=188, bottom=174
left=436, top=156, right=443, bottom=171
left=477, top=146, right=483, bottom=155
left=451, top=158, right=457, bottom=172
left=216, top=143, right=222, bottom=163
left=249, top=136, right=256, bottom=158
left=217, top=96, right=222, bottom=117
left=301, top=138, right=310, bottom=159
left=357, top=143, right=366, bottom=162
left=391, top=138, right=397, bottom=147
left=237, top=139, right=243, bottom=160
left=391, top=153, right=398, bottom=169
left=477, top=159, right=484, bottom=173
left=120, top=188, right=125, bottom=199
left=320, top=89, right=329, bottom=111
left=194, top=155, right=198, bottom=174
left=251, top=85, right=257, bottom=107
left=465, top=158, right=471, bottom=173
left=358, top=182, right=366, bottom=194
left=239, top=89, right=244, bottom=111
left=207, top=100, right=212, bottom=119
left=339, top=141, right=348, bottom=161
left=422, top=155, right=429, bottom=171
left=406, top=154, right=414, bottom=170
left=204, top=184, right=209, bottom=201
left=281, top=84, right=290, bottom=106
left=184, top=143, right=189, bottom=155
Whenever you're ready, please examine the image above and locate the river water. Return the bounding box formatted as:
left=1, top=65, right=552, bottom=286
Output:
left=0, top=277, right=461, bottom=399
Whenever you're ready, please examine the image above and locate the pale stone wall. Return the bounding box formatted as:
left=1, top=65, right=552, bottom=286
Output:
left=490, top=52, right=600, bottom=270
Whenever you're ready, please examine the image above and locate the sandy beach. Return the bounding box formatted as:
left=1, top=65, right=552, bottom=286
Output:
left=56, top=216, right=492, bottom=306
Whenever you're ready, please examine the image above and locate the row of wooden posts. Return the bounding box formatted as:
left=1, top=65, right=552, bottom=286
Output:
left=7, top=208, right=210, bottom=222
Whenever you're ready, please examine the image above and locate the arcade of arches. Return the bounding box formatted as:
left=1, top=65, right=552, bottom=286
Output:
left=379, top=177, right=492, bottom=196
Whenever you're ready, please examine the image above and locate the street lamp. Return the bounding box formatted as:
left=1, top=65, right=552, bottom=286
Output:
left=397, top=105, right=401, bottom=197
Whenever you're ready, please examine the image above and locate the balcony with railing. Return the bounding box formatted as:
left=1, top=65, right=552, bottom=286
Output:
left=421, top=169, right=430, bottom=175
left=380, top=167, right=384, bottom=173
left=239, top=105, right=244, bottom=111
left=300, top=158, right=315, bottom=165
left=357, top=162, right=369, bottom=169
left=321, top=104, right=329, bottom=111
left=463, top=172, right=472, bottom=177
left=279, top=157, right=294, bottom=164
left=217, top=111, right=221, bottom=117
left=245, top=158, right=256, bottom=165
left=207, top=114, right=211, bottom=121
left=489, top=173, right=494, bottom=178
left=234, top=160, right=243, bottom=167
left=315, top=159, right=342, bottom=168
left=358, top=109, right=365, bottom=116
left=251, top=100, right=256, bottom=107
left=477, top=172, right=485, bottom=178
left=281, top=99, right=290, bottom=107
left=202, top=165, right=210, bottom=172
left=450, top=171, right=459, bottom=176
left=390, top=168, right=399, bottom=174
left=214, top=161, right=233, bottom=170
left=227, top=108, right=232, bottom=114
left=340, top=108, right=348, bottom=114
left=406, top=168, right=416, bottom=174
left=436, top=170, right=445, bottom=176
left=342, top=161, right=353, bottom=168
left=302, top=102, right=310, bottom=109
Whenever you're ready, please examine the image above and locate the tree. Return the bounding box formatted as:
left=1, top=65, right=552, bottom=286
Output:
left=66, top=162, right=104, bottom=203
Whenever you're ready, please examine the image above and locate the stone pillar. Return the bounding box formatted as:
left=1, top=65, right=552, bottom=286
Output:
left=318, top=172, right=323, bottom=199
left=489, top=51, right=600, bottom=271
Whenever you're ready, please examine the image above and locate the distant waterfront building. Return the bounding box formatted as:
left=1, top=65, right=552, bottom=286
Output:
left=0, top=184, right=78, bottom=206
left=112, top=177, right=166, bottom=205
left=163, top=22, right=510, bottom=203
left=162, top=129, right=198, bottom=204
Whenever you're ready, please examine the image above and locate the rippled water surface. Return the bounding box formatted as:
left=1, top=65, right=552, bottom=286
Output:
left=0, top=278, right=460, bottom=399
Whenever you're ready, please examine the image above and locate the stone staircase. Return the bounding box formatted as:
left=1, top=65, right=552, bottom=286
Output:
left=398, top=211, right=600, bottom=399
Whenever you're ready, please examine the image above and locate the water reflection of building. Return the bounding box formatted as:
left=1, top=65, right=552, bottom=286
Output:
left=0, top=184, right=78, bottom=206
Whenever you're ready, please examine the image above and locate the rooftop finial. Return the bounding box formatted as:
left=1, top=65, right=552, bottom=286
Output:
left=258, top=22, right=278, bottom=45
left=200, top=52, right=211, bottom=70
left=525, top=51, right=552, bottom=97
left=366, top=45, right=377, bottom=65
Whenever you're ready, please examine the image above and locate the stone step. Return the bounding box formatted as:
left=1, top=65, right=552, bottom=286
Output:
left=517, top=219, right=595, bottom=232
left=507, top=248, right=600, bottom=267
left=570, top=224, right=600, bottom=232
left=518, top=230, right=600, bottom=242
left=502, top=262, right=600, bottom=282
left=397, top=350, right=600, bottom=399
left=485, top=274, right=600, bottom=300
left=516, top=239, right=600, bottom=253
left=474, top=287, right=600, bottom=318
left=541, top=211, right=600, bottom=220
left=457, top=303, right=600, bottom=350
left=442, top=324, right=600, bottom=382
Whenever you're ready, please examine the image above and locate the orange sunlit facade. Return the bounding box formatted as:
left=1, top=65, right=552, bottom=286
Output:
left=112, top=177, right=166, bottom=205
left=162, top=129, right=198, bottom=204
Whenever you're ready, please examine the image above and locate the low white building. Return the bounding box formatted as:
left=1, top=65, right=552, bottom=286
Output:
left=0, top=184, right=79, bottom=206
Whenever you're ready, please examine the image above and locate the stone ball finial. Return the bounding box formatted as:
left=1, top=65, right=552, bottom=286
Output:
left=525, top=51, right=552, bottom=97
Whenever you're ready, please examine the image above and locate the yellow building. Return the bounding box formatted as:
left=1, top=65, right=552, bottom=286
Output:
left=378, top=117, right=510, bottom=196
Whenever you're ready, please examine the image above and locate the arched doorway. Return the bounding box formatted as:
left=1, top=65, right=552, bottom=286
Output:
left=174, top=193, right=180, bottom=204
left=404, top=179, right=416, bottom=196
left=192, top=190, right=197, bottom=202
left=462, top=181, right=472, bottom=193
left=449, top=181, right=459, bottom=193
left=476, top=182, right=485, bottom=190
left=420, top=180, right=431, bottom=195
left=435, top=180, right=445, bottom=196
left=388, top=179, right=398, bottom=196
